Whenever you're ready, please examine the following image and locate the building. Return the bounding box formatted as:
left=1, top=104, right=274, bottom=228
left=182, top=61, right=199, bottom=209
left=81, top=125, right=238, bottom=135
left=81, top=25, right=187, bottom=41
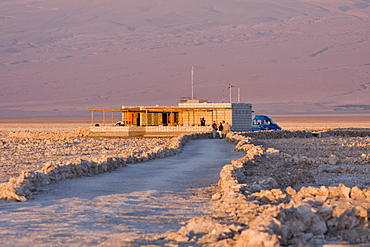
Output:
left=89, top=100, right=252, bottom=137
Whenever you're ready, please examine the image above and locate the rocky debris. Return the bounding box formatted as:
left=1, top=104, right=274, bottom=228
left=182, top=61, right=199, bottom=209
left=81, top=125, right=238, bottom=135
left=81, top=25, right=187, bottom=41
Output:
left=168, top=131, right=370, bottom=246
left=250, top=135, right=370, bottom=189
left=0, top=131, right=173, bottom=183
left=0, top=131, right=210, bottom=202
left=252, top=136, right=370, bottom=167
left=5, top=127, right=90, bottom=139
left=321, top=129, right=370, bottom=138
left=241, top=129, right=370, bottom=140
left=242, top=130, right=314, bottom=139
left=2, top=125, right=370, bottom=246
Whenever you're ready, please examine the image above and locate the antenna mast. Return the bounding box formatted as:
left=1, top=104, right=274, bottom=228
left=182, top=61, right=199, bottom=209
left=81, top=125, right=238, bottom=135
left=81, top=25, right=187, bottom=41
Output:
left=228, top=82, right=233, bottom=103
left=191, top=66, right=194, bottom=99
left=238, top=88, right=240, bottom=103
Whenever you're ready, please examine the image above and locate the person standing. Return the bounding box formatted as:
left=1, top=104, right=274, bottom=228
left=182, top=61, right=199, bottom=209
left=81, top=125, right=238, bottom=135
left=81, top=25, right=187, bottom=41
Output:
left=210, top=121, right=218, bottom=139
left=222, top=121, right=231, bottom=137
left=200, top=117, right=206, bottom=126
left=217, top=122, right=224, bottom=139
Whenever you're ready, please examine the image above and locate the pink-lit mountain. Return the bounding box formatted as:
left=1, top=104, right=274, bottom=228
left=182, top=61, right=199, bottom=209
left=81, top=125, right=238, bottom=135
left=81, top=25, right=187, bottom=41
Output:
left=1, top=0, right=369, bottom=119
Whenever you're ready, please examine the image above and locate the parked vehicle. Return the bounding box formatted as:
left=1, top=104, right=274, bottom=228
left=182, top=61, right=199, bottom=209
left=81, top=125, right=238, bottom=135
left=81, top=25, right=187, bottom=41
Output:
left=252, top=115, right=282, bottom=131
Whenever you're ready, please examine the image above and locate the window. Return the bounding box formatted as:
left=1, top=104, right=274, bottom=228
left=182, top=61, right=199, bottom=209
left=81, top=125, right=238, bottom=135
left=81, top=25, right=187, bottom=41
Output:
left=253, top=119, right=262, bottom=125
left=263, top=120, right=271, bottom=125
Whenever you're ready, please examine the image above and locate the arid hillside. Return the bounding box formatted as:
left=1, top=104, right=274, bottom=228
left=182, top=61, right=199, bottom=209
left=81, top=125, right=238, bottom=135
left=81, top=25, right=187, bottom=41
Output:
left=1, top=0, right=369, bottom=118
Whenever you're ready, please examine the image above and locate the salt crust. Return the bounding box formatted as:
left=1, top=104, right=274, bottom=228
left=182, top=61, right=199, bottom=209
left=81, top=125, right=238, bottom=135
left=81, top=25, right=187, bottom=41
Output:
left=2, top=127, right=370, bottom=246
left=0, top=128, right=210, bottom=202
left=167, top=130, right=370, bottom=247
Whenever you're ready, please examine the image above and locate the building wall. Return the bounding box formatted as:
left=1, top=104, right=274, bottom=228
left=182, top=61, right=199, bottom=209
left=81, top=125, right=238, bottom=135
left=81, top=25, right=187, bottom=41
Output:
left=122, top=112, right=163, bottom=126
left=231, top=103, right=253, bottom=131
left=178, top=102, right=231, bottom=127
left=177, top=102, right=252, bottom=130
left=120, top=102, right=252, bottom=131
left=141, top=112, right=163, bottom=126
left=89, top=125, right=210, bottom=138
left=179, top=110, right=208, bottom=126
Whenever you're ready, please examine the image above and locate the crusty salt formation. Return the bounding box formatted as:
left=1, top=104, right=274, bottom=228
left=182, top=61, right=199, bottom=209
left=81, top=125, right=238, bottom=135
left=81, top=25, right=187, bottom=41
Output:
left=0, top=131, right=210, bottom=202
left=242, top=129, right=370, bottom=139
left=168, top=131, right=370, bottom=246
left=2, top=126, right=370, bottom=246
left=0, top=128, right=179, bottom=183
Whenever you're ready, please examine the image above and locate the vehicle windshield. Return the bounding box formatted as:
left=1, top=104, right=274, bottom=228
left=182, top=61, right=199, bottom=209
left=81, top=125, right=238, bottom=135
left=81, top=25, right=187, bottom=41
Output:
left=264, top=116, right=277, bottom=125
left=263, top=120, right=271, bottom=125
left=269, top=119, right=277, bottom=125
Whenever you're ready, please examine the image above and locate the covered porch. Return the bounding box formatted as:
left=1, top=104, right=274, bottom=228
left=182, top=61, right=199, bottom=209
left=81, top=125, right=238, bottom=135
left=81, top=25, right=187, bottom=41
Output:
left=88, top=105, right=233, bottom=137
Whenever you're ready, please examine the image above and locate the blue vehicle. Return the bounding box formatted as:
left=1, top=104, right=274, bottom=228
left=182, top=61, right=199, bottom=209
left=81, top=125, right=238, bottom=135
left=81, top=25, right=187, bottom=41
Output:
left=252, top=115, right=282, bottom=131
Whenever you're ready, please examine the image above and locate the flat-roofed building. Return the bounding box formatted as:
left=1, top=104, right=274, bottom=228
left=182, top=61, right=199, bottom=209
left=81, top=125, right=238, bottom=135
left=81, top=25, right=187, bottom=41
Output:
left=89, top=100, right=252, bottom=137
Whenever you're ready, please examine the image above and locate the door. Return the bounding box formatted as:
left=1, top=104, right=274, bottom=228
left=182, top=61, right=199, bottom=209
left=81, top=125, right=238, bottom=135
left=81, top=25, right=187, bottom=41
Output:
left=136, top=113, right=140, bottom=126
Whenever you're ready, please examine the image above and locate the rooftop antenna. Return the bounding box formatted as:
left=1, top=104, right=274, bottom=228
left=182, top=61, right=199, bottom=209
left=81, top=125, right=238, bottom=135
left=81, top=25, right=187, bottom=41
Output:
left=228, top=82, right=234, bottom=103
left=191, top=66, right=194, bottom=99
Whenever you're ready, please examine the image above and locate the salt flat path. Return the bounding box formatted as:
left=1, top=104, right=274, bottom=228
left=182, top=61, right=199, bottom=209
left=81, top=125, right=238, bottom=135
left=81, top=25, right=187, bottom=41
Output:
left=0, top=139, right=244, bottom=246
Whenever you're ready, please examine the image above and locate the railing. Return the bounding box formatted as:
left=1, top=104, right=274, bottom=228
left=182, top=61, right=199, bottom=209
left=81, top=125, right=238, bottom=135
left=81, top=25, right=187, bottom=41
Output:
left=90, top=125, right=210, bottom=134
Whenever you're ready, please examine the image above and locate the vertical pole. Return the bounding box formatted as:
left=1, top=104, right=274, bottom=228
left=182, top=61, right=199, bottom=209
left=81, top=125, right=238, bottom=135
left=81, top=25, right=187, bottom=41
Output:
left=191, top=66, right=194, bottom=99
left=170, top=112, right=175, bottom=126
left=197, top=110, right=198, bottom=126
left=103, top=111, right=106, bottom=126
left=238, top=88, right=240, bottom=103
left=228, top=82, right=232, bottom=103
left=230, top=87, right=232, bottom=103
left=146, top=110, right=148, bottom=126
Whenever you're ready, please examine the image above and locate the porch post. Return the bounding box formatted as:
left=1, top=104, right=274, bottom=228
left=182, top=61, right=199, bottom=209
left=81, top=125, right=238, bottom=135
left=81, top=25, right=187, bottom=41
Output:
left=103, top=111, right=106, bottom=126
left=91, top=111, right=94, bottom=126
left=146, top=110, right=148, bottom=126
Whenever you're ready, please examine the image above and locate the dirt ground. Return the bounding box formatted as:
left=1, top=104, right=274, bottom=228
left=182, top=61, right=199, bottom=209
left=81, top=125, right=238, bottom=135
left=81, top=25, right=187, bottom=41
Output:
left=249, top=136, right=370, bottom=190
left=273, top=115, right=370, bottom=131
left=1, top=116, right=370, bottom=246
left=165, top=118, right=370, bottom=246
left=0, top=139, right=243, bottom=246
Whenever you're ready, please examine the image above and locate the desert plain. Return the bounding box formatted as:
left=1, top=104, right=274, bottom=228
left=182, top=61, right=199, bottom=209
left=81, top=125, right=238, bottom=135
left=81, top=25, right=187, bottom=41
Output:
left=1, top=0, right=370, bottom=245
left=1, top=0, right=370, bottom=118
left=0, top=116, right=370, bottom=246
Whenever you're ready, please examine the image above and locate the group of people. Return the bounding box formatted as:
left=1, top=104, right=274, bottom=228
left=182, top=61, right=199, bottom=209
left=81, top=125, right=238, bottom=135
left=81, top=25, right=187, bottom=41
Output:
left=210, top=120, right=230, bottom=139
left=200, top=117, right=231, bottom=139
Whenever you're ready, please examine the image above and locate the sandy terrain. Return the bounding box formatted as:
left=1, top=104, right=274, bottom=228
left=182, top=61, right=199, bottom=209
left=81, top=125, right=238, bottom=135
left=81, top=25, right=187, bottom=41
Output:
left=273, top=115, right=370, bottom=131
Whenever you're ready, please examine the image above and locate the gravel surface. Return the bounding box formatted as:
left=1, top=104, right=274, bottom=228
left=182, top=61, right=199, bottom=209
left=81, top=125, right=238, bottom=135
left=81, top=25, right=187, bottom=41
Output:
left=1, top=123, right=370, bottom=246
left=250, top=136, right=370, bottom=190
